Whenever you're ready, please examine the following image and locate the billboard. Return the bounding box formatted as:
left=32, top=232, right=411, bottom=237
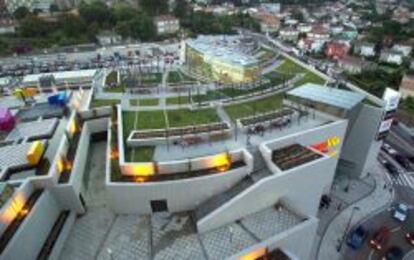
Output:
left=382, top=88, right=401, bottom=112
left=376, top=88, right=401, bottom=140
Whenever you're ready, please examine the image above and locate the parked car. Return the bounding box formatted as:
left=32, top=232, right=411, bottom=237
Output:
left=370, top=226, right=390, bottom=250
left=384, top=162, right=399, bottom=176
left=393, top=203, right=409, bottom=222
left=406, top=232, right=414, bottom=245
left=382, top=143, right=397, bottom=156
left=394, top=154, right=410, bottom=169
left=383, top=246, right=403, bottom=260
left=347, top=225, right=368, bottom=249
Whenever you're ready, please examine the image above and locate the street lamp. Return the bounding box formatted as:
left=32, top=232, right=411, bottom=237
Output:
left=337, top=206, right=360, bottom=252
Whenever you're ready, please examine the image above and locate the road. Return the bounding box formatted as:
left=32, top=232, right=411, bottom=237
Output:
left=343, top=185, right=414, bottom=260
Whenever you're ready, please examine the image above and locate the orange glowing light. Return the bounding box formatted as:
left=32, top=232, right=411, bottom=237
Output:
left=0, top=193, right=25, bottom=224
left=211, top=152, right=231, bottom=172
left=123, top=163, right=155, bottom=177
left=110, top=148, right=119, bottom=160
left=69, top=120, right=78, bottom=136
left=239, top=247, right=267, bottom=260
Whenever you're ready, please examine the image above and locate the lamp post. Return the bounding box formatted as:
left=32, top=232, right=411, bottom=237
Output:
left=337, top=206, right=360, bottom=252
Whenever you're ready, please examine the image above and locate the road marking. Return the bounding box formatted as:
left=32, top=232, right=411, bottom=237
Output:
left=368, top=249, right=374, bottom=260
left=391, top=226, right=401, bottom=233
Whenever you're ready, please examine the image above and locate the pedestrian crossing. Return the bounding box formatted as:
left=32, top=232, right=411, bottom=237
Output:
left=385, top=172, right=414, bottom=188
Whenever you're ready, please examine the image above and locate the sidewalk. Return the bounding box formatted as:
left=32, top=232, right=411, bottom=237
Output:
left=316, top=168, right=394, bottom=260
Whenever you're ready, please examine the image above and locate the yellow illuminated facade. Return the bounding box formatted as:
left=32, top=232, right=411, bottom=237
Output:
left=186, top=44, right=260, bottom=83
left=122, top=163, right=156, bottom=177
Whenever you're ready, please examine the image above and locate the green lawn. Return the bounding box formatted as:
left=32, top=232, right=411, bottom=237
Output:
left=167, top=108, right=220, bottom=127
left=256, top=47, right=277, bottom=63
left=90, top=99, right=120, bottom=108
left=104, top=85, right=125, bottom=93
left=124, top=146, right=155, bottom=162
left=167, top=71, right=182, bottom=83
left=130, top=99, right=159, bottom=106
left=106, top=71, right=118, bottom=85
left=274, top=58, right=326, bottom=87
left=137, top=111, right=166, bottom=129
left=166, top=96, right=190, bottom=105
left=224, top=93, right=284, bottom=120
left=122, top=111, right=137, bottom=140
left=294, top=72, right=326, bottom=87
left=139, top=73, right=162, bottom=84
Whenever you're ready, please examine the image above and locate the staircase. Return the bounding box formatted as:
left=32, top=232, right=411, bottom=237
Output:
left=193, top=148, right=272, bottom=225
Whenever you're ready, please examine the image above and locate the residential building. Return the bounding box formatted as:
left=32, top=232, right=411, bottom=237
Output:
left=399, top=74, right=414, bottom=98
left=260, top=3, right=281, bottom=14
left=4, top=0, right=53, bottom=13
left=297, top=38, right=324, bottom=53
left=325, top=42, right=350, bottom=59
left=279, top=27, right=299, bottom=42
left=259, top=15, right=280, bottom=34
left=297, top=23, right=312, bottom=33
left=354, top=42, right=376, bottom=57
left=338, top=56, right=376, bottom=74
left=307, top=25, right=330, bottom=43
left=391, top=44, right=412, bottom=57
left=154, top=15, right=180, bottom=35
left=380, top=49, right=404, bottom=65
left=96, top=31, right=122, bottom=46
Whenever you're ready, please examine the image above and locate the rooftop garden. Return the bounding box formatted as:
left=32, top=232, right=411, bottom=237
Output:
left=124, top=146, right=155, bottom=162
left=90, top=99, right=120, bottom=108
left=167, top=71, right=197, bottom=84
left=224, top=93, right=284, bottom=120
left=129, top=98, right=159, bottom=106
left=274, top=58, right=326, bottom=87
left=167, top=108, right=220, bottom=127
left=272, top=144, right=323, bottom=171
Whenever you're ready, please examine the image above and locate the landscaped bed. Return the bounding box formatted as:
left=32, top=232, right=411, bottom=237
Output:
left=129, top=99, right=159, bottom=106
left=167, top=108, right=220, bottom=127
left=90, top=99, right=120, bottom=108
left=224, top=93, right=284, bottom=120
left=124, top=146, right=155, bottom=162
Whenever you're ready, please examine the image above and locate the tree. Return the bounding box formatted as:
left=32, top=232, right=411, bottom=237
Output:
left=173, top=0, right=190, bottom=19
left=79, top=1, right=113, bottom=27
left=140, top=0, right=168, bottom=16
left=13, top=6, right=29, bottom=20
left=113, top=3, right=136, bottom=22
left=60, top=14, right=88, bottom=38
left=19, top=16, right=54, bottom=37
left=49, top=3, right=59, bottom=14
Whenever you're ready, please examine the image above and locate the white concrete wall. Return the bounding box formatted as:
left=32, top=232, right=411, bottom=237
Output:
left=197, top=120, right=348, bottom=233
left=229, top=217, right=319, bottom=260
left=106, top=164, right=251, bottom=214
left=340, top=104, right=384, bottom=178
left=0, top=180, right=34, bottom=236
left=49, top=211, right=76, bottom=260
left=1, top=190, right=61, bottom=260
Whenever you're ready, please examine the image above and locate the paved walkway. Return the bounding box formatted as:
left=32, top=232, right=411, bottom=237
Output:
left=316, top=165, right=394, bottom=260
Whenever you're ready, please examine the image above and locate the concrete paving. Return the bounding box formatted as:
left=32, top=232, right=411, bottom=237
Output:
left=316, top=163, right=394, bottom=260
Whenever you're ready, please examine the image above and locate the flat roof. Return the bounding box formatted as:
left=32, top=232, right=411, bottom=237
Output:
left=187, top=36, right=259, bottom=67
left=23, top=69, right=97, bottom=83
left=287, top=83, right=365, bottom=110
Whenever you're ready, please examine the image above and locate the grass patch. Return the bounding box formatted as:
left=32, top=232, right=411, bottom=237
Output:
left=139, top=73, right=162, bottom=84
left=294, top=72, right=326, bottom=87
left=137, top=111, right=166, bottom=129
left=167, top=71, right=182, bottom=83
left=124, top=146, right=155, bottom=162
left=224, top=93, right=284, bottom=120
left=166, top=96, right=190, bottom=105
left=122, top=111, right=137, bottom=140
left=90, top=99, right=120, bottom=108
left=106, top=71, right=118, bottom=85
left=167, top=108, right=220, bottom=127
left=104, top=85, right=125, bottom=93
left=130, top=99, right=159, bottom=106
